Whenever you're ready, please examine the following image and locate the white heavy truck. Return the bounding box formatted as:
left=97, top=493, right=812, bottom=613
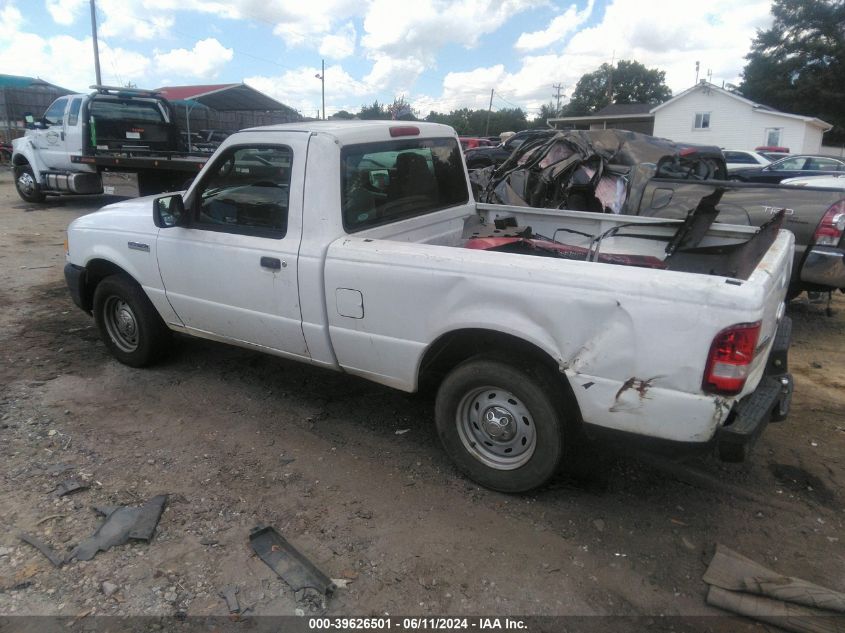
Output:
left=11, top=86, right=207, bottom=203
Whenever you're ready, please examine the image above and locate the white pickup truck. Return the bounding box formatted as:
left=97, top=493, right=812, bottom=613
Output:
left=64, top=121, right=794, bottom=492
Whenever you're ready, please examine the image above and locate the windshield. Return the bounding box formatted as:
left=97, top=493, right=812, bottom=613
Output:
left=89, top=98, right=168, bottom=123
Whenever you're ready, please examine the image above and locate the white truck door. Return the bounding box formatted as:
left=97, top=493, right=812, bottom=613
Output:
left=56, top=97, right=84, bottom=171
left=35, top=97, right=70, bottom=170
left=156, top=137, right=309, bottom=357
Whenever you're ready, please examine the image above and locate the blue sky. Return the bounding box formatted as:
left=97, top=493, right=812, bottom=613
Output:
left=0, top=0, right=774, bottom=117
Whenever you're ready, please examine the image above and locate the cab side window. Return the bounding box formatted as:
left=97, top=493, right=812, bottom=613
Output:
left=67, top=98, right=82, bottom=126
left=194, top=146, right=292, bottom=238
left=42, top=98, right=69, bottom=126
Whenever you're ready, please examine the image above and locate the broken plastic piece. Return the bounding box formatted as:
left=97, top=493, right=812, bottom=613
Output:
left=219, top=585, right=240, bottom=614
left=71, top=494, right=167, bottom=561
left=249, top=525, right=336, bottom=596
left=54, top=479, right=89, bottom=498
left=18, top=532, right=65, bottom=567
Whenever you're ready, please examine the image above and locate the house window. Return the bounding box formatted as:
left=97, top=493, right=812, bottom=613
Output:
left=694, top=112, right=710, bottom=129
left=765, top=128, right=782, bottom=146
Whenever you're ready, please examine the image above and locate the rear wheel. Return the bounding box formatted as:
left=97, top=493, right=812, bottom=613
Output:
left=14, top=163, right=46, bottom=203
left=93, top=274, right=172, bottom=367
left=435, top=356, right=570, bottom=492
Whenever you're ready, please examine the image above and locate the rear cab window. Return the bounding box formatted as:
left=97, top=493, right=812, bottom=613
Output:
left=89, top=98, right=168, bottom=123
left=341, top=137, right=468, bottom=232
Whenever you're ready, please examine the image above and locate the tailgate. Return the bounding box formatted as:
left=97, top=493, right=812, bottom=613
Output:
left=737, top=228, right=794, bottom=396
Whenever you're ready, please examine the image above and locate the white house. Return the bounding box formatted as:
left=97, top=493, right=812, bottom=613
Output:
left=547, top=81, right=833, bottom=153
left=650, top=82, right=832, bottom=152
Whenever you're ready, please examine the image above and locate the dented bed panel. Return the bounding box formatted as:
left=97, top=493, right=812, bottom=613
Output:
left=566, top=373, right=725, bottom=442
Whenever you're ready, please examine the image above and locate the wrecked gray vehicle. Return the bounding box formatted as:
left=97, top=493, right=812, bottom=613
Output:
left=471, top=129, right=727, bottom=212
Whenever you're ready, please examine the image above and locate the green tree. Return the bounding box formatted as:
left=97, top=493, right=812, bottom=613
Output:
left=357, top=101, right=390, bottom=120
left=423, top=107, right=528, bottom=136
left=741, top=0, right=845, bottom=144
left=564, top=60, right=672, bottom=116
left=329, top=110, right=355, bottom=120
left=387, top=97, right=418, bottom=120
left=529, top=102, right=561, bottom=128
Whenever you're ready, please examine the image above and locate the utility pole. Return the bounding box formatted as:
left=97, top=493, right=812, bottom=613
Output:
left=314, top=60, right=326, bottom=120
left=552, top=83, right=564, bottom=113
left=485, top=88, right=494, bottom=136
left=695, top=61, right=700, bottom=84
left=90, top=0, right=102, bottom=86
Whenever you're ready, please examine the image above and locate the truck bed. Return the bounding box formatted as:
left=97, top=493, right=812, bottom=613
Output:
left=324, top=200, right=793, bottom=447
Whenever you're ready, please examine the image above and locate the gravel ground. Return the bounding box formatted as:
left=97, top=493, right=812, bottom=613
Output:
left=0, top=168, right=843, bottom=628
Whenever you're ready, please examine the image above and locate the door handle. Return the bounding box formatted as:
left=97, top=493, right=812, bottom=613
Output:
left=260, top=256, right=282, bottom=270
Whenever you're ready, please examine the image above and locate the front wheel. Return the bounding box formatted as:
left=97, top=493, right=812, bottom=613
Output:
left=14, top=164, right=46, bottom=202
left=435, top=356, right=568, bottom=492
left=93, top=274, right=172, bottom=367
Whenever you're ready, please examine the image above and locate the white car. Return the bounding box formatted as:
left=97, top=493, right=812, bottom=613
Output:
left=722, top=150, right=772, bottom=173
left=781, top=174, right=845, bottom=189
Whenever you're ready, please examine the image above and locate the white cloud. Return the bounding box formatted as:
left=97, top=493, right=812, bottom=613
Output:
left=319, top=22, right=356, bottom=60
left=356, top=0, right=543, bottom=93
left=46, top=0, right=87, bottom=25
left=514, top=0, right=595, bottom=52
left=0, top=30, right=150, bottom=91
left=0, top=3, right=22, bottom=33
left=363, top=56, right=428, bottom=94
left=154, top=38, right=233, bottom=79
left=96, top=0, right=174, bottom=40
left=362, top=0, right=542, bottom=59
left=417, top=0, right=774, bottom=116
left=246, top=63, right=370, bottom=115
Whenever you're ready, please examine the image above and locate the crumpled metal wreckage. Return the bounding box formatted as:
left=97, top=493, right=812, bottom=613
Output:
left=471, top=128, right=726, bottom=214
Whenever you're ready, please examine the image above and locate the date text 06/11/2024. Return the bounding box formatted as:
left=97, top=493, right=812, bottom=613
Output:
left=308, top=618, right=529, bottom=630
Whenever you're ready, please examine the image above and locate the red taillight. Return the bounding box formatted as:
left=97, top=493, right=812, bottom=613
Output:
left=703, top=322, right=761, bottom=395
left=812, top=200, right=845, bottom=246
left=389, top=126, right=420, bottom=137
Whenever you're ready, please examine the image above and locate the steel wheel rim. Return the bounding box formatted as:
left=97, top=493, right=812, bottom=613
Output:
left=17, top=171, right=36, bottom=196
left=103, top=296, right=139, bottom=352
left=456, top=386, right=537, bottom=470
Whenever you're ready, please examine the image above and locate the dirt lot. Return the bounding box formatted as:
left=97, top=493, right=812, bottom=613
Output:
left=0, top=168, right=843, bottom=628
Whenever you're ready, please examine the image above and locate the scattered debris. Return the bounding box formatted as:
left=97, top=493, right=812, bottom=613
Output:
left=35, top=514, right=66, bottom=525
left=101, top=581, right=119, bottom=597
left=704, top=544, right=845, bottom=631
left=54, top=479, right=89, bottom=498
left=331, top=578, right=351, bottom=589
left=249, top=525, right=336, bottom=597
left=71, top=494, right=167, bottom=561
left=219, top=585, right=240, bottom=614
left=592, top=519, right=605, bottom=532
left=18, top=532, right=65, bottom=567
left=395, top=429, right=410, bottom=435
left=45, top=463, right=73, bottom=476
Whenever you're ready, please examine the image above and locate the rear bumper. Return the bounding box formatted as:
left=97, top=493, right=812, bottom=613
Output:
left=715, top=316, right=793, bottom=462
left=800, top=245, right=845, bottom=289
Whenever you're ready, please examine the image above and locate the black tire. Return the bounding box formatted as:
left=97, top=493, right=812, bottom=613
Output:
left=13, top=163, right=46, bottom=203
left=93, top=274, right=172, bottom=367
left=435, top=356, right=570, bottom=493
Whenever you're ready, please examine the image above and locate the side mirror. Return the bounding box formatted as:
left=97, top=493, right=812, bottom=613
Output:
left=153, top=194, right=187, bottom=228
left=24, top=113, right=35, bottom=129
